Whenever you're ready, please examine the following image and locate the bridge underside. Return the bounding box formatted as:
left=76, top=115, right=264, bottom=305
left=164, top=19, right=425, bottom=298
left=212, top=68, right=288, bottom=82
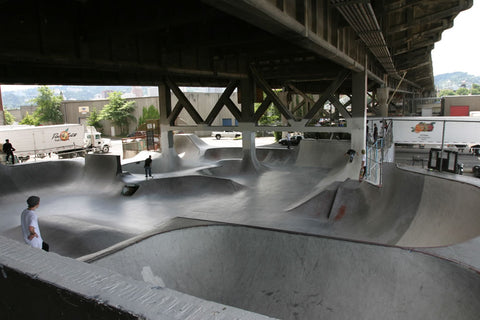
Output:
left=0, top=0, right=471, bottom=123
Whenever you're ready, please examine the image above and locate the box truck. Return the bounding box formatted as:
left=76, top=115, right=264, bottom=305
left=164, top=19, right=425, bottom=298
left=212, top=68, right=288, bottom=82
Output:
left=370, top=117, right=480, bottom=154
left=0, top=124, right=111, bottom=163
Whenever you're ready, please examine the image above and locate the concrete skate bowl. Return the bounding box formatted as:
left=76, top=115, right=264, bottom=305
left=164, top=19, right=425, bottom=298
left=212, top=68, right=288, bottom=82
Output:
left=173, top=133, right=209, bottom=160
left=2, top=215, right=136, bottom=258
left=288, top=163, right=480, bottom=248
left=89, top=223, right=480, bottom=320
left=203, top=147, right=243, bottom=161
left=295, top=139, right=351, bottom=168
left=203, top=147, right=296, bottom=165
left=0, top=154, right=122, bottom=196
left=130, top=175, right=246, bottom=198
left=198, top=159, right=270, bottom=177
left=0, top=160, right=85, bottom=195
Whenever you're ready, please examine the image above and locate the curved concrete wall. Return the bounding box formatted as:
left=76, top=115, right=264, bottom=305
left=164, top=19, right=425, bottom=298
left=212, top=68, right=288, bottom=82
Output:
left=0, top=235, right=271, bottom=320
left=91, top=225, right=480, bottom=320
left=290, top=163, right=480, bottom=247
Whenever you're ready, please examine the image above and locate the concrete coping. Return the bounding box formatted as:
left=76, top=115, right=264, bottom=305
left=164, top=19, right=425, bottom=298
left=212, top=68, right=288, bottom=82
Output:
left=0, top=235, right=275, bottom=320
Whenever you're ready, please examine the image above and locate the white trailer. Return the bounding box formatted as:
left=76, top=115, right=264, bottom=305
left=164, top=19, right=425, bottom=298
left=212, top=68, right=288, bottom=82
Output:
left=370, top=117, right=480, bottom=154
left=0, top=124, right=110, bottom=163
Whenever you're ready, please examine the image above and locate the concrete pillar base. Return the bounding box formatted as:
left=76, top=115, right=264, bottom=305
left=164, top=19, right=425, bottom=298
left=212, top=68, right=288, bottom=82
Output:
left=241, top=131, right=263, bottom=173
left=159, top=129, right=181, bottom=171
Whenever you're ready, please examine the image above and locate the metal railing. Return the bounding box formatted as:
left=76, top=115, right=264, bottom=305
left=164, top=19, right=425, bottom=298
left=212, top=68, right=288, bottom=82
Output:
left=365, top=138, right=383, bottom=186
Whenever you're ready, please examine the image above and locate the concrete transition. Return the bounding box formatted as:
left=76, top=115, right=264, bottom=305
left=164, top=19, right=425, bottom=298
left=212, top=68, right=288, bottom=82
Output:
left=88, top=222, right=480, bottom=320
left=1, top=136, right=480, bottom=319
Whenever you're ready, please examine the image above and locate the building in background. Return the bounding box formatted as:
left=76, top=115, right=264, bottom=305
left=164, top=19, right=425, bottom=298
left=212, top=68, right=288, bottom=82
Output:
left=61, top=92, right=240, bottom=137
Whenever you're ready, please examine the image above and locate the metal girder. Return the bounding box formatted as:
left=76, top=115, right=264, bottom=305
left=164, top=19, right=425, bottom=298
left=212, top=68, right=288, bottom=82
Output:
left=329, top=94, right=352, bottom=119
left=166, top=78, right=204, bottom=125
left=304, top=69, right=350, bottom=120
left=0, top=0, right=471, bottom=102
left=385, top=0, right=425, bottom=12
left=224, top=95, right=243, bottom=121
left=286, top=82, right=330, bottom=118
left=250, top=65, right=296, bottom=122
left=205, top=80, right=239, bottom=125
left=168, top=101, right=184, bottom=126
left=388, top=2, right=472, bottom=34
left=332, top=0, right=398, bottom=77
left=202, top=0, right=366, bottom=74
left=253, top=96, right=273, bottom=123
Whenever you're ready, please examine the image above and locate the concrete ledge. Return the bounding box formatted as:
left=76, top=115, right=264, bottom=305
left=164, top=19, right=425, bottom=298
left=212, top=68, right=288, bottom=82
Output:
left=0, top=236, right=274, bottom=320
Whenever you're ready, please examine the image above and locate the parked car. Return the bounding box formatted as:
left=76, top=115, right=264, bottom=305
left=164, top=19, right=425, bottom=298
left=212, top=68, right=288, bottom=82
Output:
left=211, top=130, right=242, bottom=140
left=279, top=135, right=303, bottom=146
left=127, top=131, right=146, bottom=138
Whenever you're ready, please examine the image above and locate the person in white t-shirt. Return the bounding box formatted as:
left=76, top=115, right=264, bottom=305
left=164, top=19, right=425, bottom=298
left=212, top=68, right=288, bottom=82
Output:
left=21, top=196, right=49, bottom=251
left=359, top=149, right=367, bottom=181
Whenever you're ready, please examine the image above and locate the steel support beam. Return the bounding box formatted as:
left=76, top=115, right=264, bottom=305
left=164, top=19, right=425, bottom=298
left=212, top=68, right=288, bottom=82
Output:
left=304, top=69, right=350, bottom=120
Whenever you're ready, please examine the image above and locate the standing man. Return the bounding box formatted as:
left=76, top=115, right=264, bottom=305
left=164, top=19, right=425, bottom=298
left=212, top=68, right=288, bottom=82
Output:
left=366, top=121, right=370, bottom=145
left=144, top=155, right=153, bottom=178
left=373, top=124, right=378, bottom=143
left=3, top=139, right=15, bottom=164
left=359, top=149, right=367, bottom=181
left=286, top=132, right=291, bottom=149
left=21, top=196, right=49, bottom=251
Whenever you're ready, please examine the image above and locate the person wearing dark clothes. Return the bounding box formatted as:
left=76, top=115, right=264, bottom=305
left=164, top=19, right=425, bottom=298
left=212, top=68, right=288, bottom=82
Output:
left=346, top=149, right=356, bottom=163
left=144, top=155, right=153, bottom=178
left=3, top=139, right=15, bottom=164
left=373, top=124, right=378, bottom=142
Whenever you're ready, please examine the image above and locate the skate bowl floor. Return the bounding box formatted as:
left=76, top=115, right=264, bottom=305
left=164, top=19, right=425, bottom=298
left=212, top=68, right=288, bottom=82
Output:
left=2, top=139, right=480, bottom=319
left=88, top=221, right=480, bottom=320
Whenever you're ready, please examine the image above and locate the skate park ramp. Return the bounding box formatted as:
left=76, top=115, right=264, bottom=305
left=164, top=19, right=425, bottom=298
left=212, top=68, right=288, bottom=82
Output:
left=173, top=133, right=210, bottom=160
left=2, top=140, right=480, bottom=318
left=131, top=175, right=246, bottom=198
left=0, top=154, right=133, bottom=257
left=0, top=158, right=85, bottom=196
left=88, top=221, right=480, bottom=320
left=288, top=163, right=480, bottom=247
left=295, top=139, right=351, bottom=168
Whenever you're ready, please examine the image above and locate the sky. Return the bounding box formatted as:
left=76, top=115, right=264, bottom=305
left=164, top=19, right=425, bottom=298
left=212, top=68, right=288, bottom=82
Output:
left=1, top=2, right=478, bottom=92
left=432, top=1, right=480, bottom=76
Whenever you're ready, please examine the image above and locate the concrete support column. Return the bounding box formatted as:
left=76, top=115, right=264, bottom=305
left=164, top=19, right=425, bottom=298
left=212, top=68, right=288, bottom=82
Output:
left=349, top=67, right=367, bottom=179
left=239, top=77, right=261, bottom=171
left=351, top=70, right=367, bottom=152
left=376, top=87, right=389, bottom=117
left=158, top=83, right=180, bottom=169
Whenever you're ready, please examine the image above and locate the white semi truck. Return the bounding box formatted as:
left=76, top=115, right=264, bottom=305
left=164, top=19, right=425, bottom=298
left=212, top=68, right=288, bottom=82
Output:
left=0, top=124, right=111, bottom=163
left=390, top=117, right=480, bottom=154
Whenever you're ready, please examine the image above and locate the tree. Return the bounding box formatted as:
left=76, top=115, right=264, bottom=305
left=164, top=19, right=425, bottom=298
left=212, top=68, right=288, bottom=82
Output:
left=438, top=89, right=455, bottom=97
left=19, top=112, right=39, bottom=125
left=3, top=110, right=15, bottom=125
left=100, top=92, right=136, bottom=136
left=30, top=86, right=64, bottom=124
left=138, top=104, right=160, bottom=127
left=86, top=109, right=103, bottom=132
left=456, top=87, right=469, bottom=95
left=471, top=83, right=480, bottom=95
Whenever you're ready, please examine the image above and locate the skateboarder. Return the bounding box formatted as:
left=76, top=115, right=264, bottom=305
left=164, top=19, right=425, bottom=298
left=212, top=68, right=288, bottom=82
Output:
left=144, top=155, right=153, bottom=178
left=346, top=149, right=356, bottom=163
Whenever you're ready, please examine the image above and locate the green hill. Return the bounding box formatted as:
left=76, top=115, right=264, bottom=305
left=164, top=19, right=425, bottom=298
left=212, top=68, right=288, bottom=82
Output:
left=434, top=72, right=480, bottom=90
